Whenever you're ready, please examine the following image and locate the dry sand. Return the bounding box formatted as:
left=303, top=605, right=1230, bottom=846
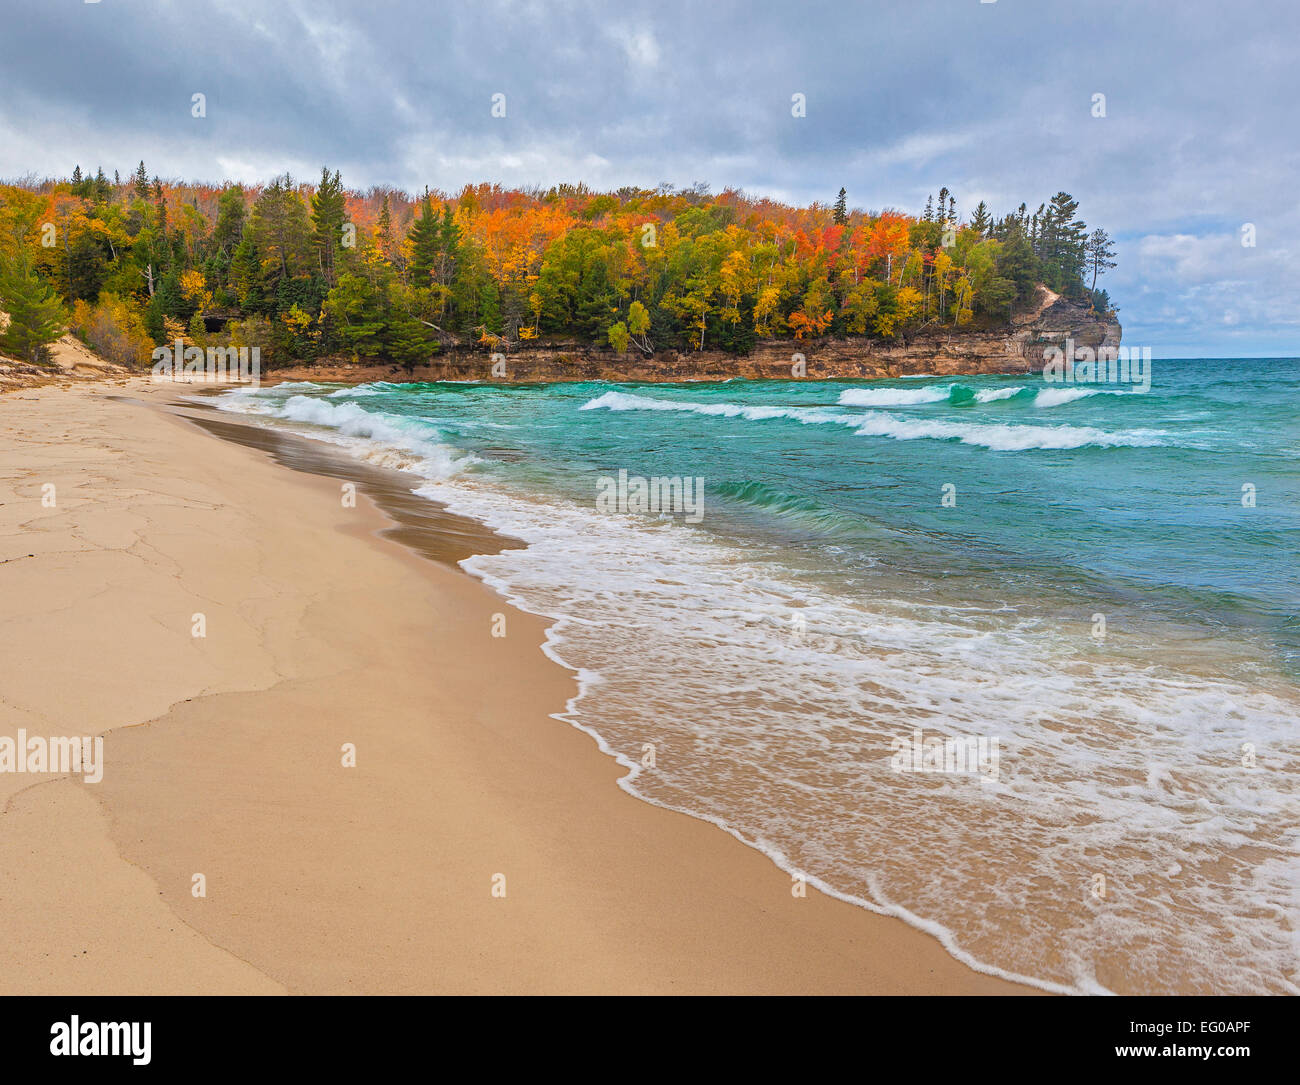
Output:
left=0, top=378, right=1031, bottom=994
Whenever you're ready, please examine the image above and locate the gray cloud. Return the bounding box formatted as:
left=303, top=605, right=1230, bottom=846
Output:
left=1, top=0, right=1297, bottom=354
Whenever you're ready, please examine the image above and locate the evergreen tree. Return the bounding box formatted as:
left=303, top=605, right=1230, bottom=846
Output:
left=574, top=260, right=616, bottom=340
left=376, top=194, right=394, bottom=262
left=993, top=224, right=1037, bottom=309
left=1044, top=191, right=1086, bottom=293
left=407, top=194, right=441, bottom=286
left=143, top=290, right=166, bottom=342
left=247, top=174, right=311, bottom=285
left=0, top=257, right=67, bottom=364
left=436, top=203, right=461, bottom=286
left=155, top=271, right=183, bottom=321
left=970, top=201, right=992, bottom=237
left=213, top=185, right=247, bottom=256
left=1086, top=227, right=1117, bottom=293
left=152, top=178, right=168, bottom=238
left=383, top=280, right=436, bottom=372
left=384, top=312, right=435, bottom=372
left=230, top=237, right=270, bottom=311
left=833, top=188, right=848, bottom=226
left=478, top=275, right=502, bottom=336
left=133, top=161, right=150, bottom=201
left=66, top=232, right=107, bottom=301
left=323, top=272, right=387, bottom=358
left=310, top=167, right=346, bottom=287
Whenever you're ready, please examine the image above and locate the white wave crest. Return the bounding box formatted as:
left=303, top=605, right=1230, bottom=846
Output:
left=218, top=392, right=475, bottom=479
left=1035, top=386, right=1141, bottom=408
left=975, top=386, right=1025, bottom=402
left=838, top=386, right=952, bottom=406
left=582, top=391, right=1162, bottom=451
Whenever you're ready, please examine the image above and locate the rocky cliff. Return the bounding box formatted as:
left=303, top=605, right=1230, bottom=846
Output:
left=269, top=286, right=1120, bottom=385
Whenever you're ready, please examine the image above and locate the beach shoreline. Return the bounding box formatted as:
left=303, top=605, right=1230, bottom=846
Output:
left=0, top=377, right=1033, bottom=994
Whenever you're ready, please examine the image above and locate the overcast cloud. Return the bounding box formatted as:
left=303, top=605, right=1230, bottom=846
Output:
left=1, top=0, right=1297, bottom=355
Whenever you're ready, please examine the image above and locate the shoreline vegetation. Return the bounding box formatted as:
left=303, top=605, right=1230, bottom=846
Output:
left=1, top=169, right=1118, bottom=381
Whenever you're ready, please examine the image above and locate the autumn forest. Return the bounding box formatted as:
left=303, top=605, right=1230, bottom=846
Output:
left=0, top=166, right=1118, bottom=370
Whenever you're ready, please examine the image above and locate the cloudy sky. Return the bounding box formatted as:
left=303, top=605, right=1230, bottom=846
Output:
left=2, top=0, right=1296, bottom=356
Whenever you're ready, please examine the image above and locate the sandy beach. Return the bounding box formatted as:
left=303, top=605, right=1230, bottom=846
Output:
left=0, top=378, right=1030, bottom=995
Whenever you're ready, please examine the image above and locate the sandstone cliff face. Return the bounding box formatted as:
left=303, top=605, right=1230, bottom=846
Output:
left=270, top=287, right=1120, bottom=385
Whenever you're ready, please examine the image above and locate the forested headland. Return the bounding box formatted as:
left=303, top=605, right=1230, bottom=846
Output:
left=0, top=166, right=1118, bottom=371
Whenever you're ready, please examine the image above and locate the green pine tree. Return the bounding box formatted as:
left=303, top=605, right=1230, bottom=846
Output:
left=310, top=167, right=346, bottom=287
left=438, top=204, right=461, bottom=252
left=833, top=188, right=848, bottom=226
left=1086, top=227, right=1117, bottom=294
left=376, top=194, right=394, bottom=263
left=229, top=237, right=269, bottom=312
left=436, top=203, right=461, bottom=291
left=407, top=194, right=441, bottom=286
left=247, top=174, right=312, bottom=286
left=383, top=302, right=436, bottom=374
left=1045, top=191, right=1087, bottom=293
left=323, top=272, right=387, bottom=359
left=213, top=186, right=247, bottom=256
left=0, top=258, right=67, bottom=364
left=993, top=224, right=1037, bottom=311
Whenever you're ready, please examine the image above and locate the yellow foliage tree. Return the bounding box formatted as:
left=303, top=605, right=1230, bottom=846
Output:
left=179, top=269, right=213, bottom=313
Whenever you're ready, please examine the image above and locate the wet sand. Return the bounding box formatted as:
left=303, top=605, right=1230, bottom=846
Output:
left=0, top=379, right=1032, bottom=994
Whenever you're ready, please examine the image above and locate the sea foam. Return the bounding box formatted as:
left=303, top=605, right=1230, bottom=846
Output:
left=214, top=378, right=1300, bottom=996
left=583, top=390, right=1162, bottom=451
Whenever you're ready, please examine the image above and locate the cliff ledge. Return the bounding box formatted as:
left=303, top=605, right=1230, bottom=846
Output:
left=271, top=286, right=1120, bottom=384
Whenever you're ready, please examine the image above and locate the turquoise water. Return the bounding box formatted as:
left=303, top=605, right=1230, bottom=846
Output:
left=219, top=358, right=1300, bottom=994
